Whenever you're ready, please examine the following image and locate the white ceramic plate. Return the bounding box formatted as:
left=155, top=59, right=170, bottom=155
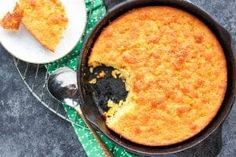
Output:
left=0, top=0, right=87, bottom=64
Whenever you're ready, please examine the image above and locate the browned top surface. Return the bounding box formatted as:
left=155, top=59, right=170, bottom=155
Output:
left=89, top=6, right=227, bottom=146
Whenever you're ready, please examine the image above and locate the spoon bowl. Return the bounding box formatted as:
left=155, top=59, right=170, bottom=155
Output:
left=47, top=67, right=112, bottom=157
left=47, top=67, right=78, bottom=107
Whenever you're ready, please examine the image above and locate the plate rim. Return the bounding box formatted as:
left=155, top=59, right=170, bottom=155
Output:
left=0, top=0, right=87, bottom=64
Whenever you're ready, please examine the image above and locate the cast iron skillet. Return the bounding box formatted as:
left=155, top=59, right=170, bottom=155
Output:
left=78, top=0, right=236, bottom=155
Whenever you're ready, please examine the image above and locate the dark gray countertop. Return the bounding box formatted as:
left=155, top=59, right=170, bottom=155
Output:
left=0, top=0, right=235, bottom=156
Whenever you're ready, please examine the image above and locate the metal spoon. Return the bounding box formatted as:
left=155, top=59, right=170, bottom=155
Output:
left=47, top=67, right=112, bottom=157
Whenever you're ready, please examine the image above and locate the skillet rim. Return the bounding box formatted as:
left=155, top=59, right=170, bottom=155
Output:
left=77, top=0, right=236, bottom=155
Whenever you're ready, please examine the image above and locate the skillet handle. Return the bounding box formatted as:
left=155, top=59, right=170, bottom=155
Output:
left=75, top=106, right=113, bottom=157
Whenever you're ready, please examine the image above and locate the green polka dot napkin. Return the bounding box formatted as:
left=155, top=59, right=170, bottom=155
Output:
left=46, top=0, right=135, bottom=156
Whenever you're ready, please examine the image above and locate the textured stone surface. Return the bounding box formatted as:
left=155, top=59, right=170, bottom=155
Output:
left=0, top=47, right=86, bottom=157
left=0, top=0, right=235, bottom=156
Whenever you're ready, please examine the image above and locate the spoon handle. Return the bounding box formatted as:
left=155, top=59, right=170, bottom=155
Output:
left=75, top=106, right=113, bottom=157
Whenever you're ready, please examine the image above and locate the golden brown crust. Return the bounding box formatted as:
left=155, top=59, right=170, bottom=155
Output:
left=89, top=7, right=227, bottom=146
left=0, top=3, right=23, bottom=30
left=19, top=0, right=68, bottom=52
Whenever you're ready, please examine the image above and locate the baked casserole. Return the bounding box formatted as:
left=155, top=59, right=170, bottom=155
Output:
left=88, top=7, right=227, bottom=146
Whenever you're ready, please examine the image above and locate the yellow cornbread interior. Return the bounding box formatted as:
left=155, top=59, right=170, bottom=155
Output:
left=19, top=0, right=68, bottom=51
left=105, top=100, right=125, bottom=118
left=88, top=7, right=227, bottom=146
